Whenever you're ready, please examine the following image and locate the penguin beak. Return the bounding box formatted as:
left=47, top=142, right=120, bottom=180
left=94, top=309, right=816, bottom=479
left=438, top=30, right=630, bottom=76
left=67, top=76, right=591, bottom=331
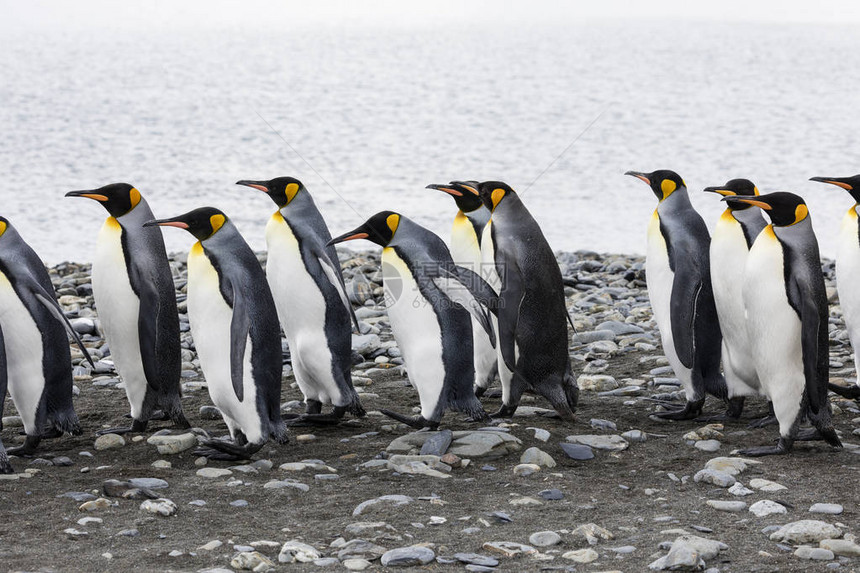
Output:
left=703, top=186, right=736, bottom=197
left=65, top=190, right=109, bottom=202
left=327, top=226, right=370, bottom=246
left=810, top=176, right=853, bottom=190
left=143, top=217, right=190, bottom=230
left=426, top=183, right=464, bottom=197
left=624, top=171, right=651, bottom=185
left=236, top=180, right=270, bottom=193
left=450, top=181, right=480, bottom=196
left=724, top=197, right=772, bottom=210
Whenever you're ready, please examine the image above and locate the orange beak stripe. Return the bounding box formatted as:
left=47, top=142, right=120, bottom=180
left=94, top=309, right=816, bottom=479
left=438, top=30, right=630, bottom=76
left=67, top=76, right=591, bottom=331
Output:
left=736, top=198, right=772, bottom=210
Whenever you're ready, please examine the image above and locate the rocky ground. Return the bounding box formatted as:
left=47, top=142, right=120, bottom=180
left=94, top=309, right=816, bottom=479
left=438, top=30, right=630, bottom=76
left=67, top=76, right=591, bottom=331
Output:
left=1, top=250, right=860, bottom=573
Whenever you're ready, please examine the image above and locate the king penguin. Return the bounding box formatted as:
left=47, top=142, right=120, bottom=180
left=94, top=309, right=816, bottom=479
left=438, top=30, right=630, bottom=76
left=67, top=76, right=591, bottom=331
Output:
left=702, top=179, right=768, bottom=418
left=426, top=181, right=498, bottom=397
left=146, top=208, right=288, bottom=459
left=724, top=192, right=841, bottom=455
left=66, top=184, right=189, bottom=434
left=446, top=181, right=579, bottom=421
left=810, top=174, right=860, bottom=399
left=236, top=176, right=364, bottom=424
left=0, top=216, right=94, bottom=472
left=328, top=211, right=495, bottom=429
left=625, top=170, right=729, bottom=420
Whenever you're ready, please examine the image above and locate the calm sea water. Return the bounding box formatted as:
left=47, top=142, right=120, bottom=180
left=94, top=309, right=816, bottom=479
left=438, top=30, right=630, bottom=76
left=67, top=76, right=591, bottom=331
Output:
left=1, top=21, right=858, bottom=263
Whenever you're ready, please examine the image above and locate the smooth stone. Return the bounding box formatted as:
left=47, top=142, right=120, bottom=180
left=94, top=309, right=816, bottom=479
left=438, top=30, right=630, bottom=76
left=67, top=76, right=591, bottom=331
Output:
left=810, top=503, right=844, bottom=515
left=230, top=551, right=275, bottom=571
left=79, top=498, right=112, bottom=512
left=560, top=442, right=595, bottom=460
left=770, top=521, right=843, bottom=544
left=447, top=430, right=523, bottom=458
left=344, top=522, right=395, bottom=538
left=196, top=467, right=233, bottom=478
left=94, top=434, right=125, bottom=450
left=704, top=456, right=760, bottom=476
left=128, top=477, right=168, bottom=490
left=706, top=500, right=747, bottom=512
left=352, top=495, right=413, bottom=517
left=146, top=433, right=197, bottom=454
left=566, top=434, right=628, bottom=451
left=513, top=463, right=541, bottom=477
left=539, top=488, right=564, bottom=500
left=337, top=539, right=388, bottom=561
left=481, top=541, right=537, bottom=558
left=695, top=440, right=721, bottom=452
left=795, top=546, right=835, bottom=560
left=520, top=446, right=557, bottom=468
left=380, top=546, right=435, bottom=567
left=454, top=553, right=499, bottom=567
left=749, top=500, right=787, bottom=517
left=342, top=558, right=372, bottom=571
left=199, top=405, right=221, bottom=419
left=562, top=548, right=598, bottom=563
left=230, top=499, right=249, bottom=507
left=527, top=427, right=551, bottom=442
left=820, top=539, right=860, bottom=557
left=420, top=429, right=453, bottom=456
left=198, top=540, right=223, bottom=551
left=116, top=528, right=139, bottom=537
left=650, top=535, right=728, bottom=571
left=529, top=531, right=562, bottom=547
left=749, top=478, right=787, bottom=492
left=693, top=468, right=736, bottom=488
left=140, top=498, right=177, bottom=516
left=728, top=482, right=754, bottom=496
left=77, top=517, right=103, bottom=526
left=278, top=540, right=321, bottom=563
left=151, top=460, right=172, bottom=469
left=577, top=374, right=619, bottom=392
left=64, top=528, right=88, bottom=539
left=621, top=429, right=647, bottom=442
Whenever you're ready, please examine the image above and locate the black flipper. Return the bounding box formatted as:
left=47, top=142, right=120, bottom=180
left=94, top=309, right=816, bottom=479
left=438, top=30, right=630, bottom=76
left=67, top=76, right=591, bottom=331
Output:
left=31, top=287, right=95, bottom=368
left=669, top=272, right=701, bottom=369
left=134, top=270, right=163, bottom=396
left=317, top=250, right=361, bottom=333
left=229, top=280, right=249, bottom=402
left=790, top=277, right=822, bottom=414
left=430, top=264, right=498, bottom=345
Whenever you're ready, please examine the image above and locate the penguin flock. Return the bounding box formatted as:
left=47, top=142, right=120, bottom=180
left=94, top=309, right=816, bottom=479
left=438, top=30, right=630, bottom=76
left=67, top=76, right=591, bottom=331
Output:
left=0, top=171, right=858, bottom=473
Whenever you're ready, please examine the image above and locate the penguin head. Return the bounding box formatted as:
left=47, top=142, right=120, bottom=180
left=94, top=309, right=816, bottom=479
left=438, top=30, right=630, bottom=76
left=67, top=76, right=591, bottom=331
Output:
left=65, top=183, right=143, bottom=217
left=426, top=181, right=484, bottom=213
left=724, top=191, right=809, bottom=227
left=450, top=181, right=515, bottom=212
left=236, top=176, right=305, bottom=208
left=810, top=175, right=860, bottom=203
left=144, top=207, right=229, bottom=241
left=328, top=211, right=401, bottom=247
left=704, top=179, right=759, bottom=210
left=625, top=170, right=686, bottom=201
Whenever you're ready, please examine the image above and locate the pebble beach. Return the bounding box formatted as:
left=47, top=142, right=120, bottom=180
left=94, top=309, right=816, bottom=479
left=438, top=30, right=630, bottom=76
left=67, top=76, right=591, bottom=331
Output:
left=1, top=248, right=859, bottom=572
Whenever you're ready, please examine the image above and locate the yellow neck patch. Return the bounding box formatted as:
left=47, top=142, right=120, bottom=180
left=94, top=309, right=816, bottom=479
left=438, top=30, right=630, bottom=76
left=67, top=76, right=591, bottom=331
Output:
left=0, top=221, right=6, bottom=238
left=129, top=187, right=141, bottom=210
left=209, top=214, right=226, bottom=236
left=491, top=188, right=505, bottom=210
left=753, top=186, right=760, bottom=196
left=190, top=241, right=203, bottom=256
left=660, top=179, right=676, bottom=200
left=285, top=183, right=300, bottom=204
left=386, top=214, right=400, bottom=235
left=763, top=224, right=776, bottom=239
left=791, top=204, right=809, bottom=225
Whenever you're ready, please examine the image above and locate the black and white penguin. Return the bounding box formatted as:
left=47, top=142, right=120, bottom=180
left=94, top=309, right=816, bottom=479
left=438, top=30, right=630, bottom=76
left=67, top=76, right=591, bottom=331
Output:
left=625, top=170, right=730, bottom=419
left=447, top=181, right=579, bottom=421
left=328, top=211, right=495, bottom=429
left=145, top=208, right=287, bottom=460
left=810, top=174, right=860, bottom=399
left=724, top=192, right=841, bottom=455
left=426, top=181, right=498, bottom=396
left=236, top=177, right=364, bottom=424
left=703, top=179, right=768, bottom=416
left=0, top=216, right=94, bottom=472
left=66, top=184, right=188, bottom=434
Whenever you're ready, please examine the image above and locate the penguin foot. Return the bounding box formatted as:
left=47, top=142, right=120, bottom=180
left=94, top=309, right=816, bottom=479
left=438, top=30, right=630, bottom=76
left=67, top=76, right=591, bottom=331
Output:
left=738, top=437, right=793, bottom=457
left=283, top=413, right=344, bottom=427
left=6, top=435, right=42, bottom=457
left=95, top=418, right=149, bottom=436
left=379, top=409, right=439, bottom=430
left=650, top=399, right=704, bottom=421
left=489, top=404, right=518, bottom=419
left=796, top=427, right=843, bottom=448
left=193, top=437, right=264, bottom=461
left=695, top=397, right=745, bottom=423
left=747, top=415, right=778, bottom=429
left=828, top=382, right=860, bottom=400
left=40, top=427, right=64, bottom=439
